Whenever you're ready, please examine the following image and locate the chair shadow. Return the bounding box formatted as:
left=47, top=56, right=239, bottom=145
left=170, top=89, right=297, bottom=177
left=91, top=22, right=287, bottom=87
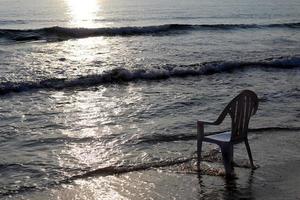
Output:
left=197, top=170, right=255, bottom=200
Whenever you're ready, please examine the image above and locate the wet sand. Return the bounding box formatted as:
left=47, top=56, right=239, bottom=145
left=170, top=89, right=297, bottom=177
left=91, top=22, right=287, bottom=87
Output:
left=4, top=130, right=300, bottom=200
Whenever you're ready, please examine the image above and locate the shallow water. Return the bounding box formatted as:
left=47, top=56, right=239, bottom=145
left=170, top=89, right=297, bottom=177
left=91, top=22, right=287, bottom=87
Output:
left=3, top=130, right=300, bottom=200
left=0, top=0, right=300, bottom=198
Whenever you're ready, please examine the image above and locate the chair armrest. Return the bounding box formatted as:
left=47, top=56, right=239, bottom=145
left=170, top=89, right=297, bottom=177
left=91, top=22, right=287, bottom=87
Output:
left=197, top=120, right=220, bottom=125
left=198, top=107, right=228, bottom=126
left=197, top=120, right=220, bottom=140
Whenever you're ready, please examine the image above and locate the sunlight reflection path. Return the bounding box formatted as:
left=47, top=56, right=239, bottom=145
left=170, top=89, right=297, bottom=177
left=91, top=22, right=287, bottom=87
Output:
left=66, top=0, right=100, bottom=27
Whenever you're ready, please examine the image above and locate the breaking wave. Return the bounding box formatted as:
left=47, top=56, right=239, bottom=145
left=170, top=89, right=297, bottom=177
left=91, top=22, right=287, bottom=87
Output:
left=0, top=22, right=300, bottom=42
left=0, top=157, right=202, bottom=197
left=0, top=56, right=299, bottom=95
left=0, top=152, right=229, bottom=197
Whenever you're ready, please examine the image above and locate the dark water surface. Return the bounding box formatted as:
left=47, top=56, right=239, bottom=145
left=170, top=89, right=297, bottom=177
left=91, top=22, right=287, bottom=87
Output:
left=0, top=0, right=299, bottom=199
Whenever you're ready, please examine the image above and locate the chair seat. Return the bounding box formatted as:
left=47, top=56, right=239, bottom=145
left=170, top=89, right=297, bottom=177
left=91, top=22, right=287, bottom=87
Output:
left=203, top=131, right=231, bottom=143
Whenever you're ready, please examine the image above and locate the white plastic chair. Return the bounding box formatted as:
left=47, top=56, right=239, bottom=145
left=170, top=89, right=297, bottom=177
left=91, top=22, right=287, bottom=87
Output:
left=197, top=90, right=259, bottom=177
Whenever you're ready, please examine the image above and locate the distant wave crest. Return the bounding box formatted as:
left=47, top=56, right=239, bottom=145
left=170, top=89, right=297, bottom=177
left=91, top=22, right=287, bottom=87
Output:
left=0, top=22, right=300, bottom=42
left=0, top=20, right=27, bottom=25
left=0, top=56, right=299, bottom=95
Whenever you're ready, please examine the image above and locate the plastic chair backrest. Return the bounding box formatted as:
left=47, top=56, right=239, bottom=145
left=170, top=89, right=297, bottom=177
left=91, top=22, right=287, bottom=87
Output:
left=224, top=90, right=259, bottom=142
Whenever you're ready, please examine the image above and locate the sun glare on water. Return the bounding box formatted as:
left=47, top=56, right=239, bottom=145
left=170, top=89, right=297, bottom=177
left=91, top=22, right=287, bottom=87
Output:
left=66, top=0, right=100, bottom=27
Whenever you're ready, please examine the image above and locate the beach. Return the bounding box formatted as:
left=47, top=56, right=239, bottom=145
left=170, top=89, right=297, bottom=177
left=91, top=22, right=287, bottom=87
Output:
left=3, top=129, right=300, bottom=200
left=0, top=0, right=300, bottom=199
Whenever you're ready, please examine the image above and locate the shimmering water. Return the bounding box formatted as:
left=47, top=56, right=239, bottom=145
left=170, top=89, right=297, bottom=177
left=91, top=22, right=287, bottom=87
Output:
left=0, top=0, right=300, bottom=199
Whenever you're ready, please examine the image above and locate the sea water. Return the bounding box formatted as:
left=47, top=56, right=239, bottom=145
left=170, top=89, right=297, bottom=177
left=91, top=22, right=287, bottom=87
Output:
left=0, top=0, right=299, bottom=198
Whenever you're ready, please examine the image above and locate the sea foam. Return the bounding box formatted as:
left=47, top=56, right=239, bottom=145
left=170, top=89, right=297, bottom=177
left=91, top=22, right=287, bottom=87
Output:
left=0, top=22, right=299, bottom=42
left=0, top=56, right=299, bottom=95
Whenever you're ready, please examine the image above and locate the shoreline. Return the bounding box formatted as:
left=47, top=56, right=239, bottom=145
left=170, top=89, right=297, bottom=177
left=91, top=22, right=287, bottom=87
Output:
left=3, top=130, right=300, bottom=200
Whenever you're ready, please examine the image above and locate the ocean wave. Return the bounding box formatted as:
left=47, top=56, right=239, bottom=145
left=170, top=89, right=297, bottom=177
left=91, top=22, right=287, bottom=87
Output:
left=0, top=153, right=224, bottom=197
left=0, top=20, right=27, bottom=25
left=21, top=136, right=94, bottom=147
left=0, top=56, right=299, bottom=95
left=0, top=145, right=263, bottom=197
left=0, top=157, right=193, bottom=197
left=0, top=22, right=300, bottom=42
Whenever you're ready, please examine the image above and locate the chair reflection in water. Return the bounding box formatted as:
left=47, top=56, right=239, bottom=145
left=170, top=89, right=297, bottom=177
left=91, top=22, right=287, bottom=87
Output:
left=197, top=90, right=259, bottom=177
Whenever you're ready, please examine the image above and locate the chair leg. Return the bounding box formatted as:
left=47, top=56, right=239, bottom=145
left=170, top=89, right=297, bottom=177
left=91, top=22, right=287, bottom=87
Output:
left=221, top=144, right=234, bottom=177
left=197, top=122, right=204, bottom=171
left=197, top=138, right=203, bottom=171
left=230, top=144, right=234, bottom=171
left=245, top=139, right=255, bottom=169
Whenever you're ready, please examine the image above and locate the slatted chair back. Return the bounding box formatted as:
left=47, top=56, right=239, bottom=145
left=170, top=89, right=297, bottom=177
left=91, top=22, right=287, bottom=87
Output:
left=197, top=90, right=259, bottom=176
left=223, top=90, right=259, bottom=142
